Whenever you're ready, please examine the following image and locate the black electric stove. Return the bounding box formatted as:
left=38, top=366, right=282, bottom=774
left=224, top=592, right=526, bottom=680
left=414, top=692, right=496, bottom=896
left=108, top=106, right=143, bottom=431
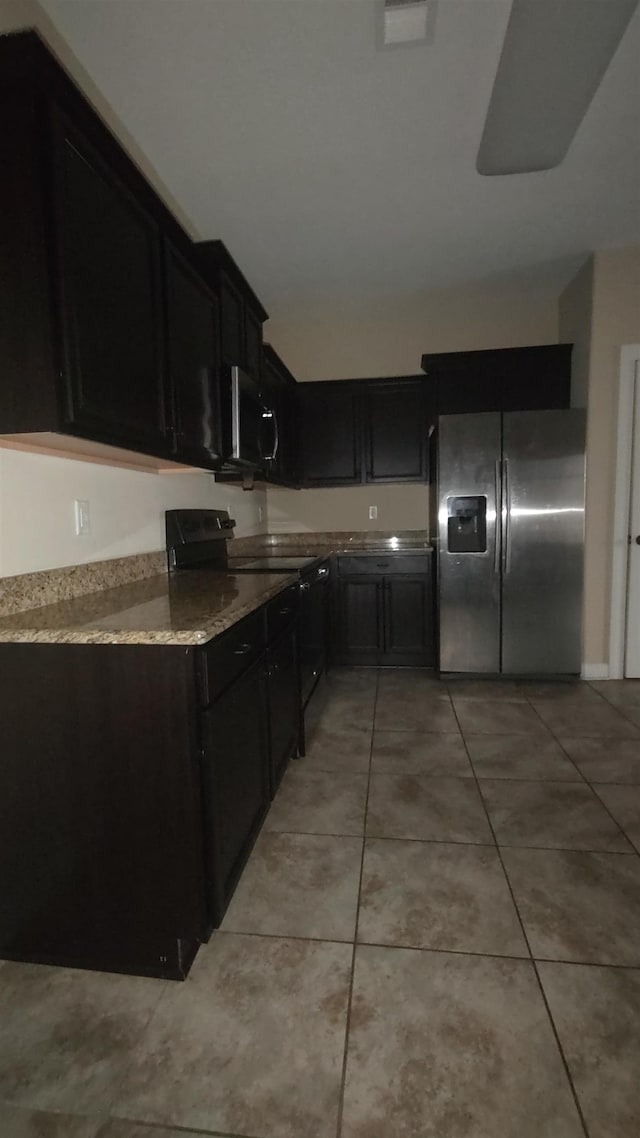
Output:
left=165, top=509, right=325, bottom=577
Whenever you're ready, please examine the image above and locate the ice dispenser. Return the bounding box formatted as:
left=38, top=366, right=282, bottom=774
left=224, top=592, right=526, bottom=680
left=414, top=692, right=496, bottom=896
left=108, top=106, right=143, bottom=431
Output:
left=447, top=496, right=487, bottom=553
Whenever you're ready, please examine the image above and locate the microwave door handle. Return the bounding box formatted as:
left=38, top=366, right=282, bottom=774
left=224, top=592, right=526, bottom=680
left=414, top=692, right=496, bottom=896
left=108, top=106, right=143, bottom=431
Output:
left=261, top=405, right=278, bottom=462
left=271, top=408, right=279, bottom=461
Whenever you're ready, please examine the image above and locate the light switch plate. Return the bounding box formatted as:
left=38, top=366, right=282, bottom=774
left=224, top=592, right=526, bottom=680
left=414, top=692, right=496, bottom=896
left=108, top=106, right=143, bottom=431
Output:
left=74, top=499, right=91, bottom=536
left=369, top=505, right=378, bottom=520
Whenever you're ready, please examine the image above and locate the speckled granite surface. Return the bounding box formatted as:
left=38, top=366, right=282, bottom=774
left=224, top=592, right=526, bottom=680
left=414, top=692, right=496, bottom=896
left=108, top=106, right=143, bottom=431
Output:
left=232, top=530, right=432, bottom=557
left=0, top=531, right=431, bottom=647
left=0, top=551, right=167, bottom=617
left=0, top=570, right=296, bottom=646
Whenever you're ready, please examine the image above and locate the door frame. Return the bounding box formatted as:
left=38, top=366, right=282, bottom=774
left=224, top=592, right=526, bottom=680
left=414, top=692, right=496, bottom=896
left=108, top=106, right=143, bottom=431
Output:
left=609, top=344, right=640, bottom=679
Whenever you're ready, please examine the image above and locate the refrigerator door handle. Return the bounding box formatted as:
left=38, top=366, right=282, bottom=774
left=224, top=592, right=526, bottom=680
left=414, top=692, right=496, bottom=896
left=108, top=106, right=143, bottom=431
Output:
left=494, top=459, right=502, bottom=575
left=503, top=458, right=512, bottom=575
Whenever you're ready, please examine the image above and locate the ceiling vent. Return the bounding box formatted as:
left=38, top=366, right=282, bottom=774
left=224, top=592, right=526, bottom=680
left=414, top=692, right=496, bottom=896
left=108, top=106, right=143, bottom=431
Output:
left=380, top=0, right=437, bottom=48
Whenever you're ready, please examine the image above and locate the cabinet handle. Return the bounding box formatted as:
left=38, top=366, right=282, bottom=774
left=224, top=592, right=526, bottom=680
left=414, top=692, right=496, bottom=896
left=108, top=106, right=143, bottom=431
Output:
left=234, top=643, right=253, bottom=655
left=376, top=561, right=391, bottom=569
left=279, top=606, right=292, bottom=615
left=300, top=582, right=311, bottom=591
left=317, top=567, right=329, bottom=578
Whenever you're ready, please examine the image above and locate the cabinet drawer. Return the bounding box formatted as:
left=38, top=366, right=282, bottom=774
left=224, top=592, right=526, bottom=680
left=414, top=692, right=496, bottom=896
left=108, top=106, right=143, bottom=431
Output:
left=198, top=609, right=265, bottom=706
left=265, top=584, right=299, bottom=644
left=337, top=553, right=432, bottom=577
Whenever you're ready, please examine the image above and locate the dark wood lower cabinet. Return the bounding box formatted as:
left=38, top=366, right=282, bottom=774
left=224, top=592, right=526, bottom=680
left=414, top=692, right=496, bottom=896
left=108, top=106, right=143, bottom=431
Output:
left=383, top=576, right=434, bottom=666
left=201, top=655, right=270, bottom=928
left=266, top=625, right=300, bottom=793
left=0, top=643, right=206, bottom=980
left=334, top=577, right=381, bottom=665
left=332, top=554, right=435, bottom=667
left=0, top=585, right=308, bottom=980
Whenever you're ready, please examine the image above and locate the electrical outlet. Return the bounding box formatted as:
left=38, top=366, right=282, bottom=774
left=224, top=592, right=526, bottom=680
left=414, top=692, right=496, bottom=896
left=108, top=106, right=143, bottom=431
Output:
left=74, top=499, right=91, bottom=536
left=369, top=505, right=378, bottom=520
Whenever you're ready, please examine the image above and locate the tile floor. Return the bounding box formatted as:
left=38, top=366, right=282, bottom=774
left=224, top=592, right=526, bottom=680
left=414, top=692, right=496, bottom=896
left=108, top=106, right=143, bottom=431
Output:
left=2, top=670, right=640, bottom=1138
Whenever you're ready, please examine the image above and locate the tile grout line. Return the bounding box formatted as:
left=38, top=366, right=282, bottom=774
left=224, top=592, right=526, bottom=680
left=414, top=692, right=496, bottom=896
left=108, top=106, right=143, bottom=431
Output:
left=588, top=782, right=640, bottom=857
left=586, top=682, right=640, bottom=729
left=263, top=825, right=639, bottom=857
left=525, top=703, right=639, bottom=857
left=104, top=1113, right=257, bottom=1138
left=334, top=667, right=378, bottom=1138
left=215, top=926, right=640, bottom=969
left=450, top=697, right=593, bottom=1138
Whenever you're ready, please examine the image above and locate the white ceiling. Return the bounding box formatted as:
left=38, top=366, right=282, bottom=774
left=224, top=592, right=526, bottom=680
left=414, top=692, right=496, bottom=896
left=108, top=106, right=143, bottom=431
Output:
left=40, top=0, right=640, bottom=312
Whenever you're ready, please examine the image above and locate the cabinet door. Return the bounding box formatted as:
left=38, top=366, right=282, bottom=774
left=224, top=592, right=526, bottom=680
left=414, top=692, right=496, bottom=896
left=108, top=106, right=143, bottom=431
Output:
left=244, top=307, right=263, bottom=380
left=382, top=576, right=434, bottom=666
left=365, top=378, right=429, bottom=482
left=334, top=577, right=382, bottom=666
left=267, top=626, right=300, bottom=793
left=51, top=111, right=170, bottom=453
left=436, top=367, right=502, bottom=415
left=500, top=345, right=572, bottom=411
left=218, top=272, right=245, bottom=369
left=165, top=240, right=222, bottom=469
left=201, top=657, right=270, bottom=925
left=299, top=382, right=362, bottom=486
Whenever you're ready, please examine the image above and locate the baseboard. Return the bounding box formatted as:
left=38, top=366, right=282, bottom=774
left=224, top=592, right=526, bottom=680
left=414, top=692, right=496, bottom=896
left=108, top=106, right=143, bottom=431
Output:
left=581, top=663, right=610, bottom=681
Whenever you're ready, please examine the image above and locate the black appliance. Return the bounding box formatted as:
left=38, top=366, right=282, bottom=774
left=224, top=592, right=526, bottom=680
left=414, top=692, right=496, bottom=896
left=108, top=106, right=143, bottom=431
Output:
left=225, top=366, right=277, bottom=469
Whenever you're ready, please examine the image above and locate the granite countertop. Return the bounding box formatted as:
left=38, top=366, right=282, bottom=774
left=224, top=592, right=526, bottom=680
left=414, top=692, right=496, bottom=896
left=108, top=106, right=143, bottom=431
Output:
left=232, top=530, right=433, bottom=558
left=0, top=530, right=432, bottom=647
left=0, top=570, right=297, bottom=646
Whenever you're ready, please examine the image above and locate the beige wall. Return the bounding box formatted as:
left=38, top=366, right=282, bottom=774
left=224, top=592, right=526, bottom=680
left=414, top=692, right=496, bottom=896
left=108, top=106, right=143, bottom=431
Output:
left=266, top=279, right=558, bottom=532
left=266, top=279, right=559, bottom=381
left=560, top=246, right=640, bottom=668
left=0, top=448, right=266, bottom=577
left=267, top=483, right=429, bottom=535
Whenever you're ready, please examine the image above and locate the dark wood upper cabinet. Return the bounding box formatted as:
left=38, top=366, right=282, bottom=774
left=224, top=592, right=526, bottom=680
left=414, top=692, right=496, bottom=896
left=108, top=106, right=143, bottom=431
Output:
left=365, top=377, right=431, bottom=482
left=51, top=110, right=170, bottom=452
left=164, top=239, right=222, bottom=469
left=194, top=240, right=268, bottom=382
left=298, top=376, right=432, bottom=488
left=421, top=345, right=572, bottom=415
left=244, top=308, right=263, bottom=379
left=217, top=272, right=244, bottom=370
left=499, top=344, right=573, bottom=410
left=0, top=30, right=229, bottom=466
left=298, top=381, right=363, bottom=487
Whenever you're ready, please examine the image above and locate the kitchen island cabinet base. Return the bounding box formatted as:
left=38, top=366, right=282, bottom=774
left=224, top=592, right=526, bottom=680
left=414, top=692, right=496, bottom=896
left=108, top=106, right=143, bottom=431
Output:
left=0, top=642, right=207, bottom=980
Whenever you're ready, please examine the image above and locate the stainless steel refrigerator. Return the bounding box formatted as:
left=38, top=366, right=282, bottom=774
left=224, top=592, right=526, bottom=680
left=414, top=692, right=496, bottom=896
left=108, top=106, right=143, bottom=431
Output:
left=436, top=409, right=586, bottom=676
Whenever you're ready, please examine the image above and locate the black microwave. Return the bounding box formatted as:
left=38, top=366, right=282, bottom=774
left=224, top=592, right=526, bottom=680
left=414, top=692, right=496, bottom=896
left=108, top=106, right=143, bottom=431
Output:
left=223, top=366, right=278, bottom=469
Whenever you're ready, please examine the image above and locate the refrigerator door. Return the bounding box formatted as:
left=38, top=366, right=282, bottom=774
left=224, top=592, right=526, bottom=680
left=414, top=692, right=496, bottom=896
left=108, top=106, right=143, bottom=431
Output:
left=501, top=410, right=586, bottom=675
left=438, top=413, right=502, bottom=673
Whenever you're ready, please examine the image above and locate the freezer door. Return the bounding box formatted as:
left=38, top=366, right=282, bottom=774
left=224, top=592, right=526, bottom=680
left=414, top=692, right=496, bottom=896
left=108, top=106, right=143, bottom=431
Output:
left=438, top=413, right=501, bottom=673
left=502, top=410, right=586, bottom=675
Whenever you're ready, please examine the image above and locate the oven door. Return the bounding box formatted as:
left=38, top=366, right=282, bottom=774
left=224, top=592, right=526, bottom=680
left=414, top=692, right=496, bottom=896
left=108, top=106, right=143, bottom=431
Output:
left=230, top=366, right=277, bottom=468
